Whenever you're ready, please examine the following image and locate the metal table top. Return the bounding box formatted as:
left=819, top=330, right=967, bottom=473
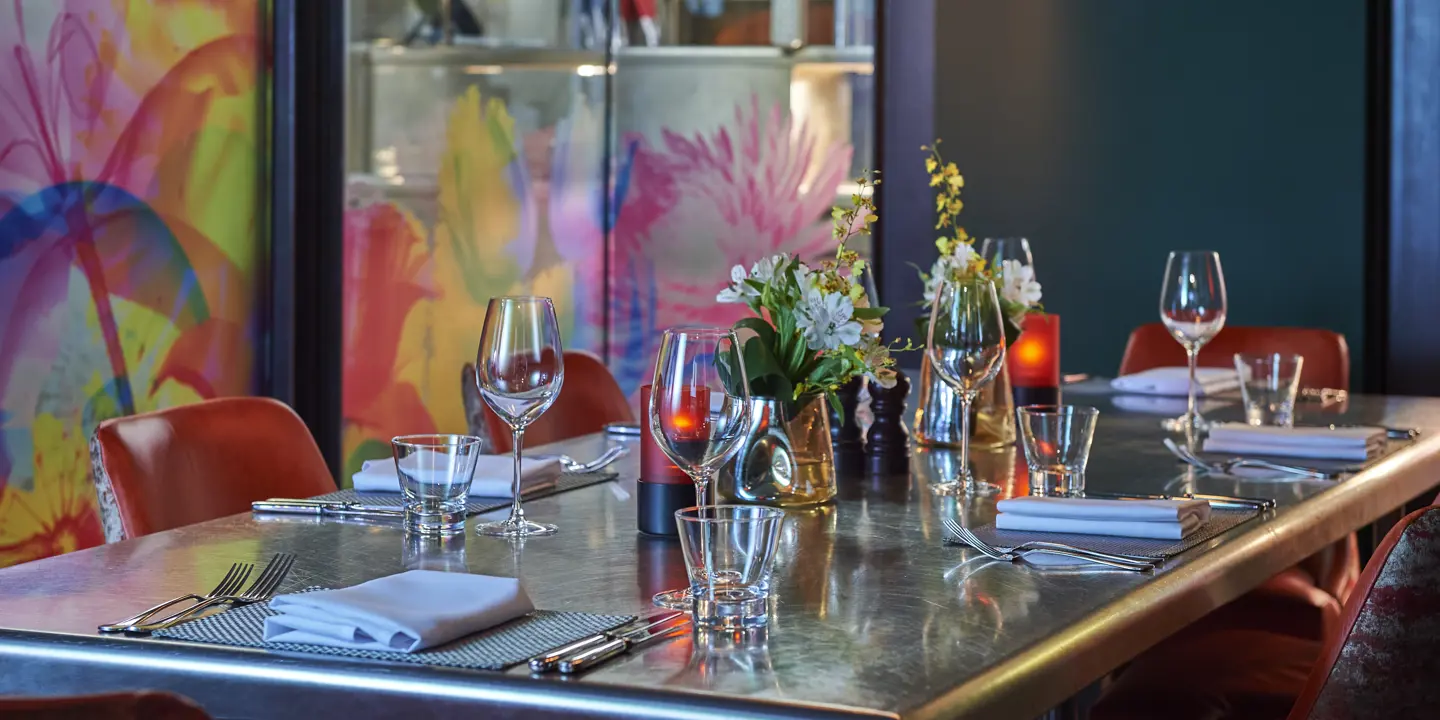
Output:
left=2, top=393, right=1439, bottom=720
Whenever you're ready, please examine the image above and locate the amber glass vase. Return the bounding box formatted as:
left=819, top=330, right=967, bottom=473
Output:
left=716, top=396, right=837, bottom=507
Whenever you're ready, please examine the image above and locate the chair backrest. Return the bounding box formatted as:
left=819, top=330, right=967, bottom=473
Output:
left=464, top=350, right=634, bottom=453
left=1289, top=502, right=1440, bottom=719
left=1119, top=323, right=1350, bottom=391
left=0, top=691, right=210, bottom=719
left=90, top=397, right=336, bottom=541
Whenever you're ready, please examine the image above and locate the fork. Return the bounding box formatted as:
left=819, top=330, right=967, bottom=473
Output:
left=99, top=563, right=253, bottom=633
left=1163, top=438, right=1342, bottom=480
left=127, top=554, right=296, bottom=634
left=534, top=446, right=629, bottom=474
left=941, top=519, right=1156, bottom=572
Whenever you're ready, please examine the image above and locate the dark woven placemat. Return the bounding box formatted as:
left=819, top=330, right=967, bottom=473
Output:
left=956, top=507, right=1263, bottom=559
left=154, top=588, right=634, bottom=671
left=317, top=469, right=617, bottom=516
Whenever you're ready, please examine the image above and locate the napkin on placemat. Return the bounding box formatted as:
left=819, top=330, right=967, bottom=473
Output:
left=966, top=505, right=1261, bottom=560
left=995, top=496, right=1213, bottom=540
left=352, top=455, right=561, bottom=497
left=1203, top=423, right=1384, bottom=461
left=156, top=587, right=634, bottom=671
left=263, top=571, right=534, bottom=652
left=1111, top=367, right=1240, bottom=397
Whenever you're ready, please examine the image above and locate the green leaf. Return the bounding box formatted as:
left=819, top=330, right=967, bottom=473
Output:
left=734, top=317, right=778, bottom=347
left=827, top=391, right=843, bottom=418
left=852, top=306, right=889, bottom=320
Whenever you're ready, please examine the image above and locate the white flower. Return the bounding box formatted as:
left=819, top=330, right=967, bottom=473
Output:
left=750, top=254, right=785, bottom=284
left=922, top=244, right=983, bottom=304
left=715, top=264, right=751, bottom=303
left=796, top=288, right=863, bottom=351
left=793, top=263, right=816, bottom=292
left=921, top=257, right=949, bottom=304
left=999, top=260, right=1042, bottom=307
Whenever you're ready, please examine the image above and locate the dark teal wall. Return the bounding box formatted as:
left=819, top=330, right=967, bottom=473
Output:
left=929, top=0, right=1368, bottom=386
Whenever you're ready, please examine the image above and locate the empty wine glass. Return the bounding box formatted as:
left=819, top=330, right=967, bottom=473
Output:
left=648, top=327, right=752, bottom=608
left=1159, top=251, right=1228, bottom=433
left=927, top=276, right=1007, bottom=496
left=979, top=237, right=1035, bottom=273
left=474, top=297, right=564, bottom=537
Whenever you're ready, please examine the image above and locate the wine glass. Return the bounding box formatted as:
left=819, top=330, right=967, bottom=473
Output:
left=474, top=296, right=565, bottom=537
left=979, top=237, right=1035, bottom=273
left=1159, top=251, right=1228, bottom=433
left=927, top=276, right=1007, bottom=496
left=648, top=327, right=752, bottom=608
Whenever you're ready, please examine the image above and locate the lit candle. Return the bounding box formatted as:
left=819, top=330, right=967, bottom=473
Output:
left=1008, top=314, right=1061, bottom=388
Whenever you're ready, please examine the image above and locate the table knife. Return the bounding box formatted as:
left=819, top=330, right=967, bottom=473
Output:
left=251, top=499, right=404, bottom=519
left=528, top=609, right=684, bottom=673
left=558, top=620, right=691, bottom=674
left=1084, top=491, right=1276, bottom=510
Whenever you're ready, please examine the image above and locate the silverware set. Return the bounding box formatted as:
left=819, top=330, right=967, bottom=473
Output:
left=1163, top=438, right=1347, bottom=480
left=99, top=554, right=295, bottom=635
left=533, top=446, right=629, bottom=474
left=529, top=609, right=690, bottom=674
left=942, top=518, right=1161, bottom=572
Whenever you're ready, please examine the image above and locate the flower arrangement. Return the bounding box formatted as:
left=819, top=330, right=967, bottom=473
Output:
left=916, top=141, right=1043, bottom=342
left=716, top=173, right=906, bottom=415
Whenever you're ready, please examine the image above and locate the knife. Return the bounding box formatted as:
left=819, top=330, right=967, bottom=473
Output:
left=1084, top=491, right=1276, bottom=510
left=558, top=620, right=691, bottom=674
left=251, top=499, right=405, bottom=519
left=528, top=609, right=685, bottom=673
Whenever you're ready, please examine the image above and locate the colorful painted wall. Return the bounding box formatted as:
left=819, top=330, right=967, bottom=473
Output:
left=0, top=0, right=267, bottom=566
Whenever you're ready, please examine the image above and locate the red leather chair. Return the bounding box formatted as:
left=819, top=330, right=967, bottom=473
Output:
left=1119, top=324, right=1350, bottom=391
left=90, top=398, right=336, bottom=541
left=0, top=691, right=210, bottom=719
left=1289, top=502, right=1440, bottom=719
left=464, top=350, right=634, bottom=453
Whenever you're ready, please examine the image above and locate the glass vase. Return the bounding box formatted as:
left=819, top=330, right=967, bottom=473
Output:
left=914, top=359, right=1016, bottom=449
left=717, top=396, right=837, bottom=507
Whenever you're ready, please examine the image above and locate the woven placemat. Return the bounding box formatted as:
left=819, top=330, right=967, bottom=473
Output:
left=957, top=507, right=1263, bottom=559
left=316, top=469, right=617, bottom=517
left=154, top=588, right=634, bottom=671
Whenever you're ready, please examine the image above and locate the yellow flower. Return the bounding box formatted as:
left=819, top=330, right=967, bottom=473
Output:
left=947, top=175, right=964, bottom=189
left=925, top=158, right=938, bottom=173
left=929, top=174, right=942, bottom=188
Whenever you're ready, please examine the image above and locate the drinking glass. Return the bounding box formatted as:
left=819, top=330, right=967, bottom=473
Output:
left=979, top=237, right=1035, bottom=271
left=1235, top=353, right=1304, bottom=427
left=676, top=505, right=786, bottom=630
left=927, top=276, right=1008, bottom=496
left=391, top=434, right=484, bottom=536
left=649, top=327, right=752, bottom=608
left=1016, top=406, right=1098, bottom=497
left=474, top=297, right=564, bottom=537
left=1159, top=251, right=1227, bottom=433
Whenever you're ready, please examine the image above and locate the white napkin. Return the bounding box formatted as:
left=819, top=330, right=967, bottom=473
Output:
left=1111, top=367, right=1240, bottom=397
left=352, top=454, right=561, bottom=497
left=1203, top=423, right=1383, bottom=461
left=263, top=571, right=534, bottom=652
left=995, top=496, right=1212, bottom=540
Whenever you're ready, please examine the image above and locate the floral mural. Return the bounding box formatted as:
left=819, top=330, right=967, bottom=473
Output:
left=0, top=0, right=266, bottom=567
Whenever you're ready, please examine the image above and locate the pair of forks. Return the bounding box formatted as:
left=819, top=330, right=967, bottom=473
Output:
left=99, top=553, right=296, bottom=634
left=941, top=518, right=1161, bottom=572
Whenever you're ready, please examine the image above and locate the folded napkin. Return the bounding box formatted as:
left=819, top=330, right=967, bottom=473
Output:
left=1204, top=423, right=1383, bottom=461
left=995, top=496, right=1213, bottom=540
left=1111, top=367, right=1240, bottom=397
left=352, top=454, right=561, bottom=497
left=263, top=571, right=534, bottom=652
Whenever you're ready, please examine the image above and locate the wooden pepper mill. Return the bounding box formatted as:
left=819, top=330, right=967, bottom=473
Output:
left=830, top=377, right=866, bottom=474
left=865, top=369, right=911, bottom=474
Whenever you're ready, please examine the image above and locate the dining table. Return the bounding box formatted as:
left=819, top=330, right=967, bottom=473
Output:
left=1, top=389, right=1438, bottom=719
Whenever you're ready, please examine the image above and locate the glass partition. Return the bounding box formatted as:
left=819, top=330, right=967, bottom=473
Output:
left=341, top=0, right=875, bottom=474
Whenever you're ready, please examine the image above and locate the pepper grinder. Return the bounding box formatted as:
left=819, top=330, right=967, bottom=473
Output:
left=830, top=377, right=866, bottom=474
left=865, top=369, right=911, bottom=474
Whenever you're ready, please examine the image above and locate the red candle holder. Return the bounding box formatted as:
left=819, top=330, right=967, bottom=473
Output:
left=1009, top=314, right=1061, bottom=406
left=638, top=384, right=697, bottom=536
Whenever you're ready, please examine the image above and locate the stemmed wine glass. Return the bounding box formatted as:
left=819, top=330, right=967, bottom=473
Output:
left=1159, top=251, right=1228, bottom=433
left=927, top=276, right=1008, bottom=496
left=474, top=296, right=565, bottom=537
left=979, top=237, right=1035, bottom=271
left=648, top=327, right=752, bottom=608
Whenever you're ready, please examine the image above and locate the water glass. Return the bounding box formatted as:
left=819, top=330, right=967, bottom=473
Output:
left=1235, top=353, right=1304, bottom=427
left=391, top=434, right=484, bottom=536
left=676, top=505, right=786, bottom=630
left=1016, top=406, right=1098, bottom=497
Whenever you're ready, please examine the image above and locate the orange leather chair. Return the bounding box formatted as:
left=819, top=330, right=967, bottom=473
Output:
left=464, top=350, right=634, bottom=453
left=0, top=691, right=210, bottom=719
left=90, top=398, right=336, bottom=541
left=1119, top=323, right=1350, bottom=391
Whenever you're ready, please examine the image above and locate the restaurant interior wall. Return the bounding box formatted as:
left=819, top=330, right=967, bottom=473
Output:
left=927, top=0, right=1368, bottom=388
left=0, top=1, right=271, bottom=567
